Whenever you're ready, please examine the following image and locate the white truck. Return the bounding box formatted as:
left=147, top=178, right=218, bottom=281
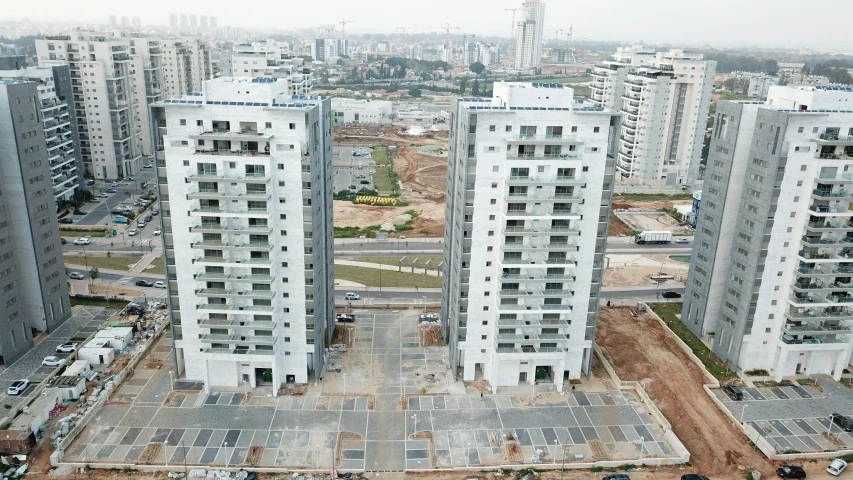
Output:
left=635, top=230, right=672, bottom=244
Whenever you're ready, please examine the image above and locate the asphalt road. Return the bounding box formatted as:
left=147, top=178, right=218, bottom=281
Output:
left=73, top=171, right=156, bottom=226
left=332, top=286, right=686, bottom=303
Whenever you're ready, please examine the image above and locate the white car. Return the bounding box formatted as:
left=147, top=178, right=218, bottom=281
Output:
left=154, top=281, right=167, bottom=288
left=98, top=193, right=109, bottom=198
left=73, top=237, right=91, bottom=245
left=137, top=220, right=146, bottom=228
left=56, top=342, right=79, bottom=353
left=42, top=356, right=63, bottom=367
left=154, top=227, right=162, bottom=235
left=6, top=379, right=29, bottom=396
left=128, top=228, right=139, bottom=236
left=675, top=238, right=690, bottom=244
left=828, top=459, right=848, bottom=476
left=69, top=272, right=85, bottom=280
left=344, top=292, right=360, bottom=300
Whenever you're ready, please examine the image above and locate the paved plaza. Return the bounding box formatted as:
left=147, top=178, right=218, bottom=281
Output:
left=65, top=311, right=684, bottom=471
left=712, top=378, right=853, bottom=454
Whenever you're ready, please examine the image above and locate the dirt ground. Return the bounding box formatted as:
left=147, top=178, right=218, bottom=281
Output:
left=89, top=284, right=144, bottom=297
left=604, top=254, right=690, bottom=287
left=334, top=144, right=447, bottom=237
left=596, top=306, right=776, bottom=477
left=334, top=125, right=450, bottom=146
left=609, top=215, right=634, bottom=236
left=418, top=325, right=444, bottom=347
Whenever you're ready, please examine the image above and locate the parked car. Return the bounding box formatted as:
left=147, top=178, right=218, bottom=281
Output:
left=56, top=342, right=79, bottom=353
left=85, top=180, right=95, bottom=186
left=144, top=215, right=153, bottom=222
left=831, top=413, right=853, bottom=432
left=681, top=476, right=710, bottom=480
left=602, top=475, right=630, bottom=480
left=105, top=188, right=117, bottom=194
left=58, top=218, right=73, bottom=224
left=98, top=193, right=109, bottom=198
left=828, top=459, right=848, bottom=476
left=73, top=237, right=91, bottom=245
left=137, top=220, right=146, bottom=228
left=154, top=281, right=167, bottom=289
left=344, top=292, right=360, bottom=300
left=114, top=217, right=129, bottom=224
left=151, top=209, right=159, bottom=216
left=154, top=227, right=162, bottom=235
left=135, top=280, right=154, bottom=287
left=723, top=384, right=743, bottom=401
left=60, top=238, right=67, bottom=245
left=662, top=291, right=682, bottom=299
left=143, top=163, right=154, bottom=168
left=126, top=176, right=135, bottom=181
left=89, top=198, right=99, bottom=203
left=69, top=272, right=85, bottom=280
left=42, top=356, right=63, bottom=367
left=73, top=209, right=87, bottom=215
left=128, top=228, right=139, bottom=236
left=360, top=180, right=370, bottom=185
left=675, top=238, right=690, bottom=244
left=336, top=314, right=355, bottom=323
left=777, top=466, right=806, bottom=479
left=6, top=379, right=30, bottom=396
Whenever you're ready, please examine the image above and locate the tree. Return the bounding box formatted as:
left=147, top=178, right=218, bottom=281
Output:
left=472, top=80, right=480, bottom=96
left=408, top=88, right=422, bottom=97
left=459, top=78, right=468, bottom=95
left=88, top=267, right=99, bottom=284
left=469, top=62, right=485, bottom=76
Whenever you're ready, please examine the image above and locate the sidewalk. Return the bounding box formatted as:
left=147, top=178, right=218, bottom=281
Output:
left=335, top=259, right=441, bottom=276
left=63, top=262, right=165, bottom=279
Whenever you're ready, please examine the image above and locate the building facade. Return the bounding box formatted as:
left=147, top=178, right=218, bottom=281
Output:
left=150, top=77, right=334, bottom=391
left=441, top=82, right=620, bottom=391
left=0, top=80, right=72, bottom=366
left=311, top=39, right=347, bottom=63
left=513, top=0, right=545, bottom=70
left=160, top=38, right=213, bottom=99
left=35, top=32, right=146, bottom=179
left=331, top=98, right=392, bottom=124
left=0, top=64, right=84, bottom=201
left=220, top=42, right=312, bottom=96
left=591, top=47, right=715, bottom=185
left=682, top=85, right=853, bottom=381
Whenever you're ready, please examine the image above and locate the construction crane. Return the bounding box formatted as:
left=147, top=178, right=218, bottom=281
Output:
left=396, top=27, right=407, bottom=35
left=339, top=19, right=358, bottom=37
left=563, top=26, right=579, bottom=65
left=415, top=23, right=461, bottom=50
left=505, top=8, right=518, bottom=62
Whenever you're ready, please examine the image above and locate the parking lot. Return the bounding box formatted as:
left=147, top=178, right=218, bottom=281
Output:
left=64, top=170, right=157, bottom=227
left=65, top=310, right=685, bottom=471
left=713, top=378, right=853, bottom=453
left=333, top=146, right=376, bottom=193
left=0, top=306, right=116, bottom=411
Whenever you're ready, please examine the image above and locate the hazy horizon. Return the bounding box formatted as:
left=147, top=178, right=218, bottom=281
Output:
left=4, top=0, right=852, bottom=53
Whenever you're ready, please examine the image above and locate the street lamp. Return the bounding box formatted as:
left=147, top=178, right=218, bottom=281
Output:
left=560, top=445, right=568, bottom=480
left=739, top=404, right=748, bottom=425
left=169, top=371, right=174, bottom=392
left=224, top=442, right=229, bottom=469
left=552, top=439, right=558, bottom=464
left=164, top=439, right=169, bottom=467
left=342, top=373, right=347, bottom=396
left=411, top=413, right=417, bottom=435
left=465, top=442, right=470, bottom=468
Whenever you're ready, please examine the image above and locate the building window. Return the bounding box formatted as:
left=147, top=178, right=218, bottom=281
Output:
left=289, top=123, right=296, bottom=130
left=593, top=127, right=600, bottom=133
left=180, top=119, right=186, bottom=125
left=505, top=126, right=512, bottom=132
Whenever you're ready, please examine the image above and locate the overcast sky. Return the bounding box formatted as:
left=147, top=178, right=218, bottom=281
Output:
left=6, top=0, right=852, bottom=52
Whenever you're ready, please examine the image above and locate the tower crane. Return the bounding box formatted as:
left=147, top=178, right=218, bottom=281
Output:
left=339, top=19, right=358, bottom=37
left=415, top=23, right=461, bottom=50
left=505, top=8, right=518, bottom=60
left=396, top=27, right=407, bottom=35
left=547, top=28, right=564, bottom=40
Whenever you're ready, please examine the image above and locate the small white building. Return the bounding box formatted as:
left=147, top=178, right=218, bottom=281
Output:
left=94, top=326, right=134, bottom=351
left=747, top=76, right=779, bottom=99
left=61, top=360, right=92, bottom=378
left=331, top=98, right=392, bottom=125
left=78, top=339, right=116, bottom=366
left=51, top=375, right=86, bottom=401
left=11, top=388, right=61, bottom=436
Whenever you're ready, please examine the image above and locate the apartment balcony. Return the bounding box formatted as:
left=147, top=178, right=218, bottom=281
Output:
left=193, top=254, right=273, bottom=268
left=498, top=289, right=573, bottom=299
left=501, top=224, right=580, bottom=236
left=506, top=152, right=583, bottom=161
left=811, top=188, right=853, bottom=200
left=816, top=173, right=853, bottom=184
left=804, top=220, right=847, bottom=232
left=506, top=191, right=583, bottom=202
left=198, top=318, right=275, bottom=330
left=494, top=346, right=567, bottom=355
left=506, top=133, right=580, bottom=143
left=503, top=239, right=576, bottom=252
left=190, top=129, right=273, bottom=142
left=507, top=174, right=585, bottom=185
left=109, top=99, right=129, bottom=111
left=195, top=288, right=274, bottom=299
left=496, top=317, right=572, bottom=327
left=201, top=347, right=274, bottom=356
left=189, top=221, right=272, bottom=234
left=189, top=204, right=270, bottom=217
left=495, top=333, right=570, bottom=343
left=187, top=188, right=270, bottom=201
left=187, top=170, right=270, bottom=183
left=786, top=307, right=853, bottom=322
left=196, top=302, right=274, bottom=313
left=198, top=333, right=276, bottom=346
left=815, top=133, right=853, bottom=145
left=801, top=235, right=853, bottom=247
left=783, top=319, right=853, bottom=336
left=808, top=205, right=853, bottom=216
left=504, top=207, right=579, bottom=220
left=193, top=270, right=273, bottom=284
left=778, top=334, right=850, bottom=347
left=500, top=254, right=577, bottom=267
left=193, top=148, right=271, bottom=157
left=496, top=303, right=573, bottom=315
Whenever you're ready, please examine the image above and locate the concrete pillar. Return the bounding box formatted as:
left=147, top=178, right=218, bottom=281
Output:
left=773, top=350, right=787, bottom=383
left=272, top=362, right=280, bottom=397
left=832, top=350, right=848, bottom=381
left=203, top=358, right=210, bottom=394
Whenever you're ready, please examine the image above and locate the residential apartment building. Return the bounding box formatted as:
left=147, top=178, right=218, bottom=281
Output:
left=0, top=80, right=72, bottom=366
left=0, top=64, right=83, bottom=201
left=149, top=77, right=334, bottom=391
left=311, top=39, right=347, bottom=63
left=441, top=82, right=620, bottom=391
left=160, top=38, right=213, bottom=99
left=35, top=32, right=146, bottom=179
left=513, top=0, right=545, bottom=69
left=220, top=41, right=312, bottom=96
left=682, top=85, right=853, bottom=381
left=590, top=47, right=715, bottom=185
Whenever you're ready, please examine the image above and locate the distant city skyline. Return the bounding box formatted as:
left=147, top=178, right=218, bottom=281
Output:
left=4, top=0, right=853, bottom=52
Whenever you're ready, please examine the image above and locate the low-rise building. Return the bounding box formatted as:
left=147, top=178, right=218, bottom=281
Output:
left=331, top=98, right=392, bottom=124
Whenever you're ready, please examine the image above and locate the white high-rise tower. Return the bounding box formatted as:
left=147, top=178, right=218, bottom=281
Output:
left=513, top=0, right=545, bottom=70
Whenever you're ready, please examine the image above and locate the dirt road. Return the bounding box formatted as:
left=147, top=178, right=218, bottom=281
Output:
left=596, top=306, right=776, bottom=477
